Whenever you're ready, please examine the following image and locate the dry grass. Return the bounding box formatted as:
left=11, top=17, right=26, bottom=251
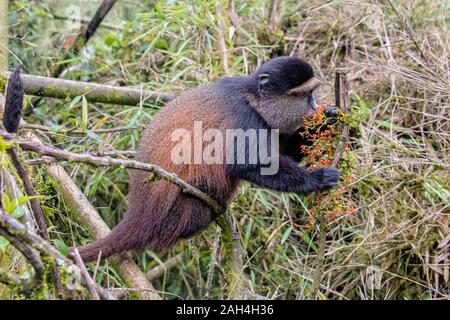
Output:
left=276, top=0, right=449, bottom=299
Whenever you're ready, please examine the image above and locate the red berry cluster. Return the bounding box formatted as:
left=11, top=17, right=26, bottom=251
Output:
left=297, top=104, right=358, bottom=233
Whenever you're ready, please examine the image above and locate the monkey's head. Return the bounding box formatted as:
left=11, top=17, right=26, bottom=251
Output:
left=246, top=56, right=321, bottom=134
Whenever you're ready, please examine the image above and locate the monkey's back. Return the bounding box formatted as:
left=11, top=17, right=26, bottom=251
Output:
left=128, top=84, right=238, bottom=250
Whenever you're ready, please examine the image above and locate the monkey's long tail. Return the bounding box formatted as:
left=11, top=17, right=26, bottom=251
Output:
left=75, top=213, right=147, bottom=262
left=3, top=67, right=24, bottom=133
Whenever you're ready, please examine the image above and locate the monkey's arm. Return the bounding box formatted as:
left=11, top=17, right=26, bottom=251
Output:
left=280, top=132, right=308, bottom=162
left=229, top=155, right=339, bottom=195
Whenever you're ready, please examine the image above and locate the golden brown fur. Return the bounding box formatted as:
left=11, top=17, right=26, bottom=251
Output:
left=77, top=86, right=238, bottom=261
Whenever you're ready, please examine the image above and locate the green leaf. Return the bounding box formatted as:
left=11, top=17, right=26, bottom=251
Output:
left=53, top=57, right=81, bottom=66
left=354, top=93, right=370, bottom=116
left=53, top=239, right=69, bottom=256
left=16, top=195, right=38, bottom=207
left=104, top=34, right=117, bottom=47
left=1, top=193, right=14, bottom=214
left=281, top=226, right=293, bottom=245
left=295, top=230, right=318, bottom=252
left=401, top=138, right=426, bottom=147
left=0, top=236, right=10, bottom=253
left=48, top=125, right=64, bottom=133
left=68, top=95, right=82, bottom=109
left=86, top=130, right=102, bottom=143
left=423, top=179, right=450, bottom=202
left=375, top=119, right=406, bottom=132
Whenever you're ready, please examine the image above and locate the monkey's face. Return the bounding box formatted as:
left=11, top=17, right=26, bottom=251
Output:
left=254, top=89, right=318, bottom=134
left=247, top=57, right=323, bottom=134
left=250, top=73, right=320, bottom=134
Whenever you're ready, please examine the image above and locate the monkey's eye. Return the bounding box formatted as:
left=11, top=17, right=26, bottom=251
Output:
left=299, top=91, right=308, bottom=98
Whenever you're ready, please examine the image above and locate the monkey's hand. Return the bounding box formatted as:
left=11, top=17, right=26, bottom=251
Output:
left=311, top=167, right=340, bottom=190
left=324, top=105, right=338, bottom=118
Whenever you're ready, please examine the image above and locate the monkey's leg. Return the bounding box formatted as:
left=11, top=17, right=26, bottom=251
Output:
left=230, top=155, right=339, bottom=195
left=176, top=197, right=215, bottom=240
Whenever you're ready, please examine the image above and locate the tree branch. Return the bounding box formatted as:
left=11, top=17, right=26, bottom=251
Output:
left=53, top=0, right=119, bottom=78
left=2, top=124, right=160, bottom=299
left=0, top=228, right=45, bottom=292
left=1, top=71, right=175, bottom=105
left=216, top=1, right=230, bottom=75
left=6, top=146, right=64, bottom=297
left=71, top=249, right=100, bottom=300
left=217, top=213, right=252, bottom=299
left=146, top=254, right=182, bottom=281
left=0, top=209, right=115, bottom=299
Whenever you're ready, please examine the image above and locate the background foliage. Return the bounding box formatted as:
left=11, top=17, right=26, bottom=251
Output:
left=2, top=0, right=449, bottom=299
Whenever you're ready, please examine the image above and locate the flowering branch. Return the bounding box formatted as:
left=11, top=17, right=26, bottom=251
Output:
left=310, top=69, right=351, bottom=299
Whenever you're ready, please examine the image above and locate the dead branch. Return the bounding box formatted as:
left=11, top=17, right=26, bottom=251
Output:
left=204, top=227, right=221, bottom=299
left=71, top=249, right=100, bottom=300
left=1, top=166, right=34, bottom=231
left=146, top=254, right=182, bottom=281
left=51, top=14, right=123, bottom=32
left=3, top=119, right=160, bottom=299
left=268, top=0, right=285, bottom=30
left=1, top=71, right=175, bottom=105
left=53, top=0, right=119, bottom=78
left=216, top=2, right=230, bottom=75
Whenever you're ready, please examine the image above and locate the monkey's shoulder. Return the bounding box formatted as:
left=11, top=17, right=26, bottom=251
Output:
left=160, top=81, right=246, bottom=115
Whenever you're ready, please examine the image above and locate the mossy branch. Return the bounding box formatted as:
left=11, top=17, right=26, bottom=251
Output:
left=6, top=146, right=64, bottom=297
left=1, top=71, right=174, bottom=105
left=217, top=213, right=248, bottom=299
left=216, top=213, right=264, bottom=300
left=0, top=209, right=115, bottom=299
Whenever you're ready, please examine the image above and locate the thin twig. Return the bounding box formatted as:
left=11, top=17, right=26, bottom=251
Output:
left=216, top=1, right=230, bottom=75
left=0, top=228, right=45, bottom=292
left=53, top=0, right=119, bottom=78
left=20, top=124, right=145, bottom=135
left=384, top=0, right=431, bottom=68
left=71, top=249, right=100, bottom=300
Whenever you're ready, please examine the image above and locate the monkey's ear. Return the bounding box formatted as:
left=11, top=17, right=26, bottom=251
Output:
left=258, top=73, right=270, bottom=97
